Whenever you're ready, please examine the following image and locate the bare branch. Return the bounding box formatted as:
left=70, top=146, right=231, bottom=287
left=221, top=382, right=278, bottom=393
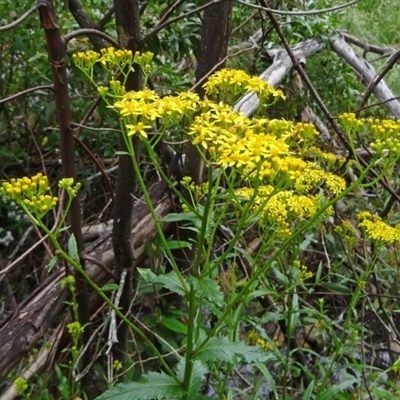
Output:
left=145, top=0, right=225, bottom=41
left=234, top=38, right=325, bottom=116
left=340, top=31, right=399, bottom=61
left=234, top=0, right=360, bottom=16
left=64, top=28, right=119, bottom=47
left=0, top=85, right=53, bottom=105
left=359, top=49, right=400, bottom=112
left=332, top=38, right=400, bottom=118
left=97, top=6, right=115, bottom=30
left=158, top=0, right=186, bottom=27
left=0, top=3, right=43, bottom=32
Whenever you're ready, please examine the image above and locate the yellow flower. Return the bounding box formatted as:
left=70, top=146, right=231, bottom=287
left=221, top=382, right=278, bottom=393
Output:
left=126, top=121, right=152, bottom=138
left=357, top=212, right=400, bottom=243
left=0, top=173, right=58, bottom=218
left=14, top=377, right=28, bottom=396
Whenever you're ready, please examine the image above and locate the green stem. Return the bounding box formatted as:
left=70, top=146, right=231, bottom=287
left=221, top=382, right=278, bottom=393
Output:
left=182, top=283, right=196, bottom=398
left=127, top=139, right=190, bottom=293
left=193, top=159, right=377, bottom=355
left=38, top=223, right=180, bottom=384
left=192, top=166, right=219, bottom=276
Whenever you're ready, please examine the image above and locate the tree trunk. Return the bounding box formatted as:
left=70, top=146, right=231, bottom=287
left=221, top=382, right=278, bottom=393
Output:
left=38, top=0, right=91, bottom=364
left=111, top=0, right=143, bottom=369
left=173, top=0, right=233, bottom=273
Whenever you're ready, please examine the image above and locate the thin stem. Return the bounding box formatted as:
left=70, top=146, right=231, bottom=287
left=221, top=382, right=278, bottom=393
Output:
left=182, top=283, right=196, bottom=397
left=39, top=222, right=180, bottom=383
left=194, top=160, right=377, bottom=355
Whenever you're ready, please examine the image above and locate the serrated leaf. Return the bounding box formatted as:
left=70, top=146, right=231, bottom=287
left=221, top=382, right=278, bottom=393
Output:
left=101, top=283, right=119, bottom=292
left=176, top=357, right=207, bottom=399
left=137, top=268, right=159, bottom=283
left=138, top=268, right=188, bottom=296
left=95, top=371, right=185, bottom=400
left=190, top=277, right=224, bottom=306
left=156, top=271, right=188, bottom=296
left=161, top=317, right=187, bottom=334
left=193, top=337, right=268, bottom=364
left=67, top=234, right=79, bottom=262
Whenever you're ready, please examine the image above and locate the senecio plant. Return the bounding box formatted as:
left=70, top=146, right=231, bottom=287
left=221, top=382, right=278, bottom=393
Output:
left=3, top=47, right=400, bottom=399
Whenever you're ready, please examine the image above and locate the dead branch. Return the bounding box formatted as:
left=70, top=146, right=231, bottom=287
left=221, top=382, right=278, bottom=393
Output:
left=0, top=85, right=53, bottom=105
left=234, top=37, right=325, bottom=116
left=359, top=49, right=400, bottom=112
left=340, top=31, right=399, bottom=60
left=331, top=37, right=400, bottom=118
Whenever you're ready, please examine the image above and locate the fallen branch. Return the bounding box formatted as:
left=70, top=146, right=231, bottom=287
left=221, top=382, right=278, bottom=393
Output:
left=234, top=37, right=325, bottom=116
left=331, top=37, right=400, bottom=118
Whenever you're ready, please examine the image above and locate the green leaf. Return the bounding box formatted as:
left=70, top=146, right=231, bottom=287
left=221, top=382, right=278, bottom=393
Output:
left=190, top=277, right=224, bottom=306
left=316, top=378, right=359, bottom=400
left=138, top=269, right=188, bottom=297
left=95, top=372, right=185, bottom=400
left=320, top=282, right=352, bottom=294
left=137, top=268, right=159, bottom=283
left=302, top=380, right=314, bottom=400
left=193, top=337, right=268, bottom=364
left=176, top=357, right=207, bottom=400
left=101, top=283, right=119, bottom=292
left=161, top=317, right=187, bottom=334
left=67, top=234, right=79, bottom=262
left=156, top=271, right=188, bottom=296
left=46, top=256, right=58, bottom=273
left=159, top=211, right=198, bottom=223
left=115, top=151, right=130, bottom=156
left=299, top=233, right=314, bottom=252
left=162, top=240, right=192, bottom=250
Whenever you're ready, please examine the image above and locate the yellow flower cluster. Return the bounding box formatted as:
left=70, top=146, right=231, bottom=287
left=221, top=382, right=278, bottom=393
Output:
left=338, top=112, right=365, bottom=134
left=203, top=68, right=286, bottom=103
left=300, top=146, right=347, bottom=168
left=334, top=220, right=357, bottom=249
left=73, top=47, right=154, bottom=85
left=114, top=90, right=201, bottom=138
left=187, top=107, right=320, bottom=186
left=72, top=49, right=100, bottom=70
left=293, top=260, right=313, bottom=282
left=236, top=186, right=325, bottom=237
left=368, top=118, right=400, bottom=156
left=248, top=330, right=277, bottom=352
left=339, top=113, right=400, bottom=157
left=0, top=173, right=58, bottom=218
left=180, top=176, right=209, bottom=204
left=99, top=47, right=133, bottom=68
left=294, top=162, right=346, bottom=195
left=357, top=212, right=400, bottom=243
left=67, top=321, right=84, bottom=337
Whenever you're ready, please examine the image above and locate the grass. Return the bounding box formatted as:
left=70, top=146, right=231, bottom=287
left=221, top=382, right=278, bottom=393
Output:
left=341, top=0, right=400, bottom=96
